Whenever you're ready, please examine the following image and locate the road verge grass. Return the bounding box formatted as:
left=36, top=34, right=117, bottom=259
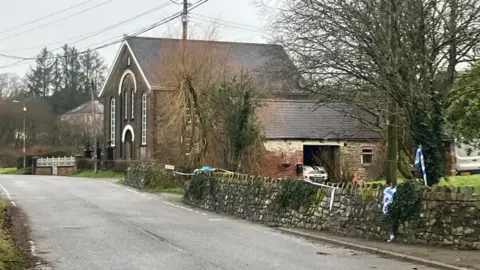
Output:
left=0, top=200, right=26, bottom=270
left=72, top=170, right=125, bottom=179
left=0, top=168, right=27, bottom=175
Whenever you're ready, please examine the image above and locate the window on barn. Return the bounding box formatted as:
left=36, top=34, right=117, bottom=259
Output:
left=361, top=148, right=373, bottom=165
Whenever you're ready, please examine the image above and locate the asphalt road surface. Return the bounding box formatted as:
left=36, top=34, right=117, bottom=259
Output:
left=0, top=175, right=437, bottom=270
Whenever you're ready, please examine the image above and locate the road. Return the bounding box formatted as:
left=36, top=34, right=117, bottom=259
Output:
left=0, top=175, right=437, bottom=270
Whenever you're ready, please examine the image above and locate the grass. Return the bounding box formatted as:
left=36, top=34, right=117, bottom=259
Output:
left=72, top=170, right=125, bottom=179
left=116, top=179, right=184, bottom=195
left=145, top=187, right=185, bottom=195
left=0, top=200, right=26, bottom=270
left=369, top=174, right=480, bottom=192
left=0, top=168, right=27, bottom=175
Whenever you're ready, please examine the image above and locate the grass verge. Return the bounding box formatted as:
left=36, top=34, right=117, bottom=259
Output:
left=0, top=200, right=26, bottom=270
left=145, top=187, right=185, bottom=195
left=116, top=179, right=184, bottom=195
left=0, top=168, right=27, bottom=175
left=72, top=170, right=125, bottom=179
left=369, top=174, right=480, bottom=192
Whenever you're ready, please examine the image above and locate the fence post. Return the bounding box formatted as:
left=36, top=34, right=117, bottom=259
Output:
left=32, top=157, right=38, bottom=175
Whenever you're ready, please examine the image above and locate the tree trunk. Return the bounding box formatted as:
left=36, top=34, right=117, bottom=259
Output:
left=386, top=100, right=398, bottom=185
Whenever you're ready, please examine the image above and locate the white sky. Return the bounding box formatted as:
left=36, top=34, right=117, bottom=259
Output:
left=0, top=0, right=273, bottom=76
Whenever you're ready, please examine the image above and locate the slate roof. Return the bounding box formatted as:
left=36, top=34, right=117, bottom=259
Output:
left=125, top=36, right=298, bottom=92
left=59, top=100, right=104, bottom=117
left=256, top=100, right=381, bottom=140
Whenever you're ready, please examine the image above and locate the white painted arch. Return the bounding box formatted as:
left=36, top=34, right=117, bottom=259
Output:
left=118, top=69, right=137, bottom=95
left=122, top=124, right=135, bottom=143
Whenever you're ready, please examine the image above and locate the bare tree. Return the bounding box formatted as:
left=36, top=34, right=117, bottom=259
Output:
left=264, top=0, right=480, bottom=184
left=150, top=30, right=266, bottom=171
left=0, top=73, right=22, bottom=98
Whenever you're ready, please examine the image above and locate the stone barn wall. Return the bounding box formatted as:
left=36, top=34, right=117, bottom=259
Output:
left=262, top=140, right=384, bottom=180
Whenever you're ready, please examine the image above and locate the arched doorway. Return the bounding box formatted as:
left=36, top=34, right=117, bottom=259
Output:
left=124, top=130, right=133, bottom=160
left=122, top=125, right=135, bottom=160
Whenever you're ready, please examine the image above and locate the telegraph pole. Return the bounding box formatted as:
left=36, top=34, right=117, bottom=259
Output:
left=182, top=0, right=188, bottom=42
left=91, top=77, right=98, bottom=173
left=22, top=93, right=26, bottom=169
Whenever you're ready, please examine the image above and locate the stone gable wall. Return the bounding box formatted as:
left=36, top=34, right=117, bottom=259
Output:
left=184, top=173, right=480, bottom=250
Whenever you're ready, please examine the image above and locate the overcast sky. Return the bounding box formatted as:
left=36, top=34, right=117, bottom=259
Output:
left=0, top=0, right=274, bottom=76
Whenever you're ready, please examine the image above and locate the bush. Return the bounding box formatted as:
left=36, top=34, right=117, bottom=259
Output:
left=276, top=179, right=317, bottom=210
left=362, top=186, right=374, bottom=201
left=144, top=168, right=184, bottom=191
left=0, top=150, right=21, bottom=168
left=384, top=180, right=423, bottom=232
left=187, top=173, right=213, bottom=200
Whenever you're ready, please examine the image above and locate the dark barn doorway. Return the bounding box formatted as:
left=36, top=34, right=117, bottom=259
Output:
left=303, top=145, right=340, bottom=182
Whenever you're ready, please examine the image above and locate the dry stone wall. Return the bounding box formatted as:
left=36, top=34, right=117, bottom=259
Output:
left=184, top=173, right=480, bottom=250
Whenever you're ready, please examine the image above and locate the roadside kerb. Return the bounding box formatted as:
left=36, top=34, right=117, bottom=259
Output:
left=277, top=228, right=471, bottom=270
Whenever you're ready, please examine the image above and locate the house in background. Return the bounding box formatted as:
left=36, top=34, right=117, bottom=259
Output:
left=58, top=100, right=104, bottom=137
left=98, top=36, right=298, bottom=162
left=257, top=100, right=384, bottom=181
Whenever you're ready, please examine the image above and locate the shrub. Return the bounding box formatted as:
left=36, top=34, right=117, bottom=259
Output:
left=276, top=179, right=317, bottom=210
left=144, top=168, right=184, bottom=191
left=362, top=186, right=374, bottom=201
left=384, top=180, right=423, bottom=232
left=187, top=173, right=213, bottom=200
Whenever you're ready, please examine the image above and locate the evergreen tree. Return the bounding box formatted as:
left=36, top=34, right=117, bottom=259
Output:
left=25, top=48, right=55, bottom=98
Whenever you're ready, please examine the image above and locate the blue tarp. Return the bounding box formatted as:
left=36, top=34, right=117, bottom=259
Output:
left=198, top=166, right=214, bottom=172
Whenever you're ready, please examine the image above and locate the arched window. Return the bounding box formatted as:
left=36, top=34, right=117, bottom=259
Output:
left=124, top=91, right=128, bottom=119
left=131, top=90, right=135, bottom=119
left=141, top=93, right=147, bottom=145
left=110, top=97, right=116, bottom=146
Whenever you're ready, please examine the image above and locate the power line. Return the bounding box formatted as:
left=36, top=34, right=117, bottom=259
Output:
left=0, top=0, right=96, bottom=35
left=60, top=1, right=174, bottom=48
left=191, top=13, right=265, bottom=31
left=0, top=0, right=114, bottom=42
left=1, top=1, right=173, bottom=53
left=190, top=15, right=264, bottom=33
left=0, top=0, right=210, bottom=69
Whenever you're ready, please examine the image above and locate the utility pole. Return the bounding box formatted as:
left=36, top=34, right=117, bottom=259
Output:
left=22, top=93, right=26, bottom=169
left=91, top=77, right=98, bottom=173
left=182, top=0, right=188, bottom=42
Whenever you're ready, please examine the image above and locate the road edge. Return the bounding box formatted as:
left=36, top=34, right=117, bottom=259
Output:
left=5, top=202, right=51, bottom=269
left=277, top=228, right=470, bottom=270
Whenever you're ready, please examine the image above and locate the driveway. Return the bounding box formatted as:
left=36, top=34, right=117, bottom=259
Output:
left=0, top=175, right=437, bottom=270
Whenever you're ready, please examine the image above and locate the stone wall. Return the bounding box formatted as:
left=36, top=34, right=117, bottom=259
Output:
left=57, top=166, right=75, bottom=176
left=184, top=173, right=480, bottom=250
left=34, top=167, right=75, bottom=176
left=35, top=167, right=52, bottom=175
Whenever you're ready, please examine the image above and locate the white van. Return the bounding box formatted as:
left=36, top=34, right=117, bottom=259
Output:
left=455, top=142, right=480, bottom=174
